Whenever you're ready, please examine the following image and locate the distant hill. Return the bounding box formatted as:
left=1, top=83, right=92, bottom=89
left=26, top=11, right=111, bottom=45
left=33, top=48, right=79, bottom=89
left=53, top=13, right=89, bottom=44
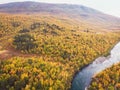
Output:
left=0, top=1, right=100, bottom=13
left=0, top=1, right=120, bottom=30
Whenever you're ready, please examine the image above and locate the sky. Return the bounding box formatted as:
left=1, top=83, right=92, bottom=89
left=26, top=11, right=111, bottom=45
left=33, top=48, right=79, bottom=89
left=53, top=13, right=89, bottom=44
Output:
left=0, top=0, right=120, bottom=17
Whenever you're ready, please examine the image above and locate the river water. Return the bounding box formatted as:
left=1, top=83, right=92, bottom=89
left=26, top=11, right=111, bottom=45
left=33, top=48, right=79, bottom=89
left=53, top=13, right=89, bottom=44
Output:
left=71, top=42, right=120, bottom=90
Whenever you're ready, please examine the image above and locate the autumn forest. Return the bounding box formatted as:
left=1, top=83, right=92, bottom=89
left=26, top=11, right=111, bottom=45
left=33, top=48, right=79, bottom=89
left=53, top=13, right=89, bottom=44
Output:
left=0, top=1, right=120, bottom=90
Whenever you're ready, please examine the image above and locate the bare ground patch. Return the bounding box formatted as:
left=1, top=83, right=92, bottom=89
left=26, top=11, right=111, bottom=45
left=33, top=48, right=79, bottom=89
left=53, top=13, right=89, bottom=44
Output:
left=0, top=47, right=39, bottom=60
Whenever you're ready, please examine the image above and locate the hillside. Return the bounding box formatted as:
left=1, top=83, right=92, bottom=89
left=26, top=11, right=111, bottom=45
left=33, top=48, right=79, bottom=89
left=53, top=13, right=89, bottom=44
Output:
left=0, top=1, right=120, bottom=30
left=0, top=13, right=120, bottom=90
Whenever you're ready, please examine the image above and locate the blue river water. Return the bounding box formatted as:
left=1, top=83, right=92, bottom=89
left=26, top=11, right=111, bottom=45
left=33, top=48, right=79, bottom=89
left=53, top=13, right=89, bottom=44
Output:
left=71, top=42, right=120, bottom=90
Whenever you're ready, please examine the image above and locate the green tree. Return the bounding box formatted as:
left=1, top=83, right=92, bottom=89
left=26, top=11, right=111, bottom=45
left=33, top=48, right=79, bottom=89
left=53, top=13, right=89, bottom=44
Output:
left=13, top=34, right=38, bottom=52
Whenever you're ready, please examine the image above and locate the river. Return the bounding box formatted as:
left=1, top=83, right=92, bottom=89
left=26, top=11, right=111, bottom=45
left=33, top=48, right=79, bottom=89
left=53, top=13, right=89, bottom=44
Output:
left=71, top=42, right=120, bottom=90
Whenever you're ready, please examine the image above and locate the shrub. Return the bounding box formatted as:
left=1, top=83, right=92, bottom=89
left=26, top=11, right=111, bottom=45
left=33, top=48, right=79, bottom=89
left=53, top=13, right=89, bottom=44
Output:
left=13, top=34, right=38, bottom=52
left=19, top=29, right=29, bottom=33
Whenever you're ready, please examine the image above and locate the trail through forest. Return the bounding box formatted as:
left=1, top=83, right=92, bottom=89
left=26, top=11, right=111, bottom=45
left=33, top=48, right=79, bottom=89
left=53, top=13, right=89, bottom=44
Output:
left=0, top=46, right=38, bottom=60
left=0, top=46, right=12, bottom=59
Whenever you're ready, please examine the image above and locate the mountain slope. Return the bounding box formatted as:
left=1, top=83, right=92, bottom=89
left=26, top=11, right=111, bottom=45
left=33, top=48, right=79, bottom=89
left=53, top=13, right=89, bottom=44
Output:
left=0, top=1, right=120, bottom=30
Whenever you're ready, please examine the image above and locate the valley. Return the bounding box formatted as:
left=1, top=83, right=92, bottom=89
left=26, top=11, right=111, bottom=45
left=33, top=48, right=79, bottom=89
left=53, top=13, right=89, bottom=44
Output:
left=0, top=1, right=120, bottom=90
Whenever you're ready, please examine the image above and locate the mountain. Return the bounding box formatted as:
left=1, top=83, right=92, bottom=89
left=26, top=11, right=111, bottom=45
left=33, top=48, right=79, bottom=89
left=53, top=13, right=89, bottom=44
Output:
left=0, top=1, right=120, bottom=30
left=0, top=1, right=101, bottom=14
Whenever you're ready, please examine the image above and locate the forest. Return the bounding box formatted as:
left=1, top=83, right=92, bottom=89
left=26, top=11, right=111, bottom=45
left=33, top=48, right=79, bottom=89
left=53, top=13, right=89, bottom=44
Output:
left=88, top=63, right=120, bottom=90
left=0, top=14, right=120, bottom=90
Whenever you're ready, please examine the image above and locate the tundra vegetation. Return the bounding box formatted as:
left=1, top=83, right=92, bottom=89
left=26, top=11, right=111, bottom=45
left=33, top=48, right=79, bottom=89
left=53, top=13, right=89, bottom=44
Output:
left=0, top=14, right=120, bottom=90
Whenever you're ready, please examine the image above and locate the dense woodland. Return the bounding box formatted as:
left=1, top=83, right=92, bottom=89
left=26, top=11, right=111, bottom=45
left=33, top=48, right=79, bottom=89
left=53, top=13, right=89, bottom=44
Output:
left=88, top=63, right=120, bottom=90
left=0, top=14, right=120, bottom=90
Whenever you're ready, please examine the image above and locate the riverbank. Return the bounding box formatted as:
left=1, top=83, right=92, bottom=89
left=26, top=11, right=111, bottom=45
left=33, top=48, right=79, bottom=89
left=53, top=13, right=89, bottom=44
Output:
left=88, top=62, right=120, bottom=89
left=71, top=41, right=120, bottom=90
